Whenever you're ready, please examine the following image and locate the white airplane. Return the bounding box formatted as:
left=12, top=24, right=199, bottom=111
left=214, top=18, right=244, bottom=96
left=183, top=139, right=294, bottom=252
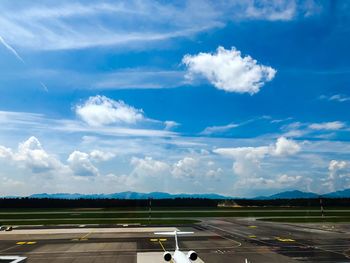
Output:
left=155, top=231, right=198, bottom=263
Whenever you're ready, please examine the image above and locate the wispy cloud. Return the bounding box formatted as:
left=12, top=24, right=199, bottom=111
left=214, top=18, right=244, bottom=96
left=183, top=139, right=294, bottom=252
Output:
left=0, top=110, right=175, bottom=138
left=0, top=0, right=321, bottom=51
left=320, top=94, right=350, bottom=103
left=0, top=35, right=25, bottom=63
left=200, top=123, right=239, bottom=135
left=95, top=69, right=187, bottom=90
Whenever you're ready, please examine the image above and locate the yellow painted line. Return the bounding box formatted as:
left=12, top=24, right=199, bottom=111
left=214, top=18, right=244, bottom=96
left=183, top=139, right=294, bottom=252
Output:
left=159, top=238, right=167, bottom=242
left=79, top=232, right=91, bottom=240
left=158, top=241, right=174, bottom=263
left=150, top=239, right=158, bottom=242
left=277, top=238, right=295, bottom=242
left=249, top=235, right=256, bottom=238
left=16, top=242, right=26, bottom=245
left=158, top=241, right=166, bottom=252
left=27, top=242, right=36, bottom=245
left=248, top=226, right=257, bottom=228
left=71, top=239, right=79, bottom=241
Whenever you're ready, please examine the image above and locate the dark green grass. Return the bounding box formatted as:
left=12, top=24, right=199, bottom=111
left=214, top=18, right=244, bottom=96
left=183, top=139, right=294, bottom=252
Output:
left=1, top=206, right=349, bottom=213
left=259, top=217, right=350, bottom=223
left=1, top=211, right=350, bottom=219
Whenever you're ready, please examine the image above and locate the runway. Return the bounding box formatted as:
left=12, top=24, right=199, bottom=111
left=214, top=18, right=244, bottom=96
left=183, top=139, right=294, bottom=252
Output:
left=1, top=218, right=349, bottom=262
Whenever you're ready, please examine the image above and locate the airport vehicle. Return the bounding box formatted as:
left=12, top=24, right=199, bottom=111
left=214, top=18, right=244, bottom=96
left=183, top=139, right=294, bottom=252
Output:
left=155, top=231, right=198, bottom=263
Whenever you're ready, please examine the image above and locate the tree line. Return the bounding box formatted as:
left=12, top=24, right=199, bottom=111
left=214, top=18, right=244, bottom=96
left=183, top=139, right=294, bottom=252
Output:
left=0, top=197, right=349, bottom=209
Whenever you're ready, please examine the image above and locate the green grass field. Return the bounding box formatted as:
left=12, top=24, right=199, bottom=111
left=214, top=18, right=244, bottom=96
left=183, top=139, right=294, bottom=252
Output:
left=259, top=217, right=350, bottom=223
left=1, top=207, right=350, bottom=225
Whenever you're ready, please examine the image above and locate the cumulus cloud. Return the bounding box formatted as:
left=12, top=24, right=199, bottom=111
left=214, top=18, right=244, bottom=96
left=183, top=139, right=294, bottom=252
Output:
left=206, top=168, right=223, bottom=179
left=324, top=160, right=350, bottom=191
left=131, top=156, right=169, bottom=176
left=272, top=137, right=301, bottom=156
left=3, top=137, right=63, bottom=173
left=309, top=121, right=346, bottom=130
left=89, top=150, right=115, bottom=162
left=214, top=137, right=301, bottom=188
left=182, top=46, right=276, bottom=94
left=0, top=145, right=13, bottom=158
left=76, top=95, right=144, bottom=127
left=171, top=157, right=198, bottom=179
left=67, top=151, right=99, bottom=176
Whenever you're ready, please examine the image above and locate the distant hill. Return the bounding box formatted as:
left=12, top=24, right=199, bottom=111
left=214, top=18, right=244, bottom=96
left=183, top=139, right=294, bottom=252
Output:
left=7, top=188, right=350, bottom=200
left=255, top=190, right=319, bottom=200
left=323, top=189, right=350, bottom=198
left=29, top=192, right=232, bottom=200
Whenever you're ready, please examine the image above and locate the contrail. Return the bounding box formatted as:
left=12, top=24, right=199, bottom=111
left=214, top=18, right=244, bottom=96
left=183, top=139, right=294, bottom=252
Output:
left=40, top=82, right=49, bottom=92
left=0, top=35, right=25, bottom=64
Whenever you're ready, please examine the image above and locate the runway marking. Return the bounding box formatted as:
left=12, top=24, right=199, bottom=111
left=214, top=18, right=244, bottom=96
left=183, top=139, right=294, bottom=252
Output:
left=276, top=237, right=295, bottom=242
left=77, top=231, right=92, bottom=241
left=16, top=241, right=37, bottom=245
left=159, top=238, right=167, bottom=242
left=248, top=226, right=257, bottom=228
left=249, top=235, right=257, bottom=238
left=158, top=240, right=166, bottom=252
left=150, top=239, right=158, bottom=242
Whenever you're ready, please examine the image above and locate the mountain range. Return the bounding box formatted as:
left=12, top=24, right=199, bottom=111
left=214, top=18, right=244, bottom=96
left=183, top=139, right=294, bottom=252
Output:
left=17, top=189, right=350, bottom=200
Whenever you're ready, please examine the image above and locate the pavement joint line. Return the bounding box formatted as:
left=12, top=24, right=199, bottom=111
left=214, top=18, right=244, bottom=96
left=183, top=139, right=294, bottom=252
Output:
left=0, top=244, right=21, bottom=253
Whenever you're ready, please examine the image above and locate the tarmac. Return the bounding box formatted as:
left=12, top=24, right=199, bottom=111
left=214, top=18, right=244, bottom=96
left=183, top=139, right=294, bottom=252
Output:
left=0, top=218, right=349, bottom=262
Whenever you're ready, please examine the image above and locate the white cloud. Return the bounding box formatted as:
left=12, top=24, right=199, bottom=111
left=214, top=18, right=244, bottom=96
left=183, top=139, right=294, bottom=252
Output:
left=273, top=137, right=301, bottom=156
left=164, top=121, right=180, bottom=130
left=182, top=46, right=276, bottom=94
left=320, top=94, right=350, bottom=103
left=96, top=69, right=187, bottom=90
left=214, top=146, right=270, bottom=177
left=309, top=121, right=346, bottom=130
left=0, top=145, right=13, bottom=158
left=171, top=157, right=198, bottom=179
left=0, top=137, right=63, bottom=174
left=0, top=35, right=24, bottom=63
left=131, top=156, right=169, bottom=176
left=76, top=95, right=144, bottom=127
left=206, top=168, right=223, bottom=179
left=242, top=174, right=303, bottom=189
left=0, top=1, right=222, bottom=51
left=0, top=1, right=320, bottom=51
left=214, top=137, right=301, bottom=188
left=243, top=0, right=296, bottom=21
left=200, top=123, right=239, bottom=135
left=89, top=150, right=115, bottom=162
left=67, top=151, right=99, bottom=177
left=324, top=160, right=350, bottom=191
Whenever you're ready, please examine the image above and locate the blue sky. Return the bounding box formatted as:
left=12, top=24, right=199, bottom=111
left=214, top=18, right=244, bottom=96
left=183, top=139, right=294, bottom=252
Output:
left=0, top=0, right=350, bottom=197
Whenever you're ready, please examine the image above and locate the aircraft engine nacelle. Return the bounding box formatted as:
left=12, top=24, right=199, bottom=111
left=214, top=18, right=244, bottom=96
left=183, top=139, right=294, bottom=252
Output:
left=187, top=250, right=198, bottom=261
left=163, top=251, right=172, bottom=261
